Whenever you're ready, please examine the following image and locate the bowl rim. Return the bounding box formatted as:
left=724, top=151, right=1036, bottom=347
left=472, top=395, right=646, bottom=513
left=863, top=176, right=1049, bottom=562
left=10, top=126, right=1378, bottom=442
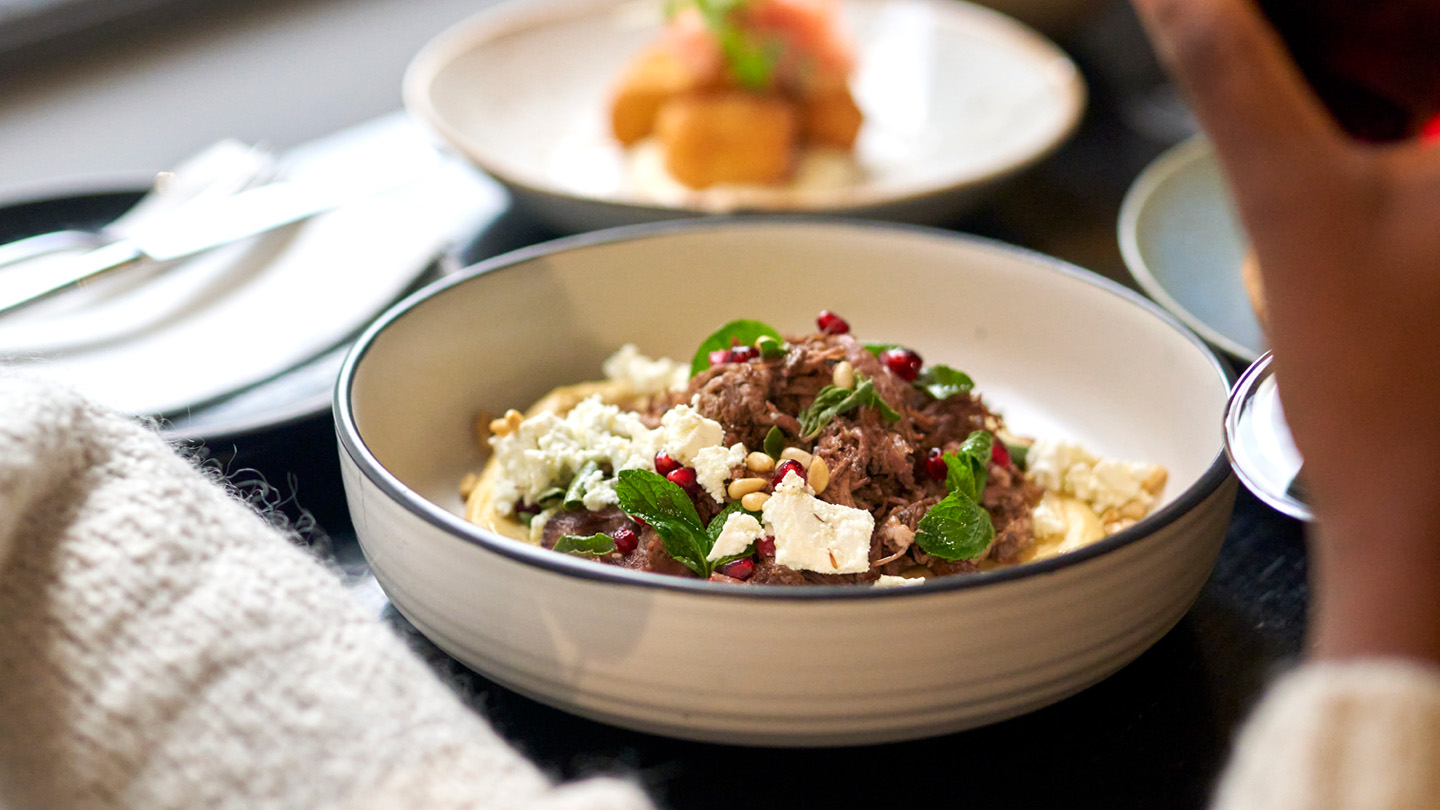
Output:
left=1117, top=134, right=1260, bottom=363
left=400, top=0, right=1088, bottom=217
left=335, top=216, right=1236, bottom=601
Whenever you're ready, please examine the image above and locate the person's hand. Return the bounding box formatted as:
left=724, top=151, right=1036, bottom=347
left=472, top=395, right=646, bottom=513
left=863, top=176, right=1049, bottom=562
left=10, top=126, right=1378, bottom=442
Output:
left=1130, top=0, right=1440, bottom=663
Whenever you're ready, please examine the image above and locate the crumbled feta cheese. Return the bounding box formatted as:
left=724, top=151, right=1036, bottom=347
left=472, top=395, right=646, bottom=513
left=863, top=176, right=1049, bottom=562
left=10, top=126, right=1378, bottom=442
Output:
left=1031, top=491, right=1069, bottom=538
left=489, top=396, right=734, bottom=514
left=707, top=511, right=764, bottom=562
left=762, top=475, right=874, bottom=575
left=488, top=396, right=661, bottom=513
left=874, top=574, right=925, bottom=588
left=1027, top=438, right=1164, bottom=516
left=693, top=442, right=746, bottom=502
left=602, top=344, right=688, bottom=395
left=658, top=405, right=725, bottom=464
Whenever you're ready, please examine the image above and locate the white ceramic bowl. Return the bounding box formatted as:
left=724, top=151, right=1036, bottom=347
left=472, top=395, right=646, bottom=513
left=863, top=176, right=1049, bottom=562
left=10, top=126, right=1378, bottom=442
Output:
left=1118, top=135, right=1263, bottom=362
left=336, top=219, right=1236, bottom=746
left=403, top=0, right=1085, bottom=233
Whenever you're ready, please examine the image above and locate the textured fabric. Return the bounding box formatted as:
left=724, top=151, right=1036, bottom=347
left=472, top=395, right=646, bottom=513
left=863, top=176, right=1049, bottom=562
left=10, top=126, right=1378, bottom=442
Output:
left=1213, top=659, right=1440, bottom=810
left=0, top=374, right=652, bottom=810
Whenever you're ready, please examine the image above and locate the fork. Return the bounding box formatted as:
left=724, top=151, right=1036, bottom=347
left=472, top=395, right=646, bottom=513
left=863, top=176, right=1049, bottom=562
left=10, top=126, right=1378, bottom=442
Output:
left=0, top=140, right=277, bottom=270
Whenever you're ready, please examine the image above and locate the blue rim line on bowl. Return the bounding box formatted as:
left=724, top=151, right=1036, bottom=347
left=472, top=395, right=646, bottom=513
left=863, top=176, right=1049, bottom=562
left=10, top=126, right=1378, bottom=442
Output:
left=1118, top=135, right=1259, bottom=363
left=335, top=216, right=1236, bottom=601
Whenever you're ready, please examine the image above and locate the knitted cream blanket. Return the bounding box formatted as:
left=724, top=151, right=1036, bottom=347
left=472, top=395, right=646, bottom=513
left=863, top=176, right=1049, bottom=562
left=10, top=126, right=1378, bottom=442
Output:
left=0, top=374, right=652, bottom=810
left=3, top=373, right=1440, bottom=810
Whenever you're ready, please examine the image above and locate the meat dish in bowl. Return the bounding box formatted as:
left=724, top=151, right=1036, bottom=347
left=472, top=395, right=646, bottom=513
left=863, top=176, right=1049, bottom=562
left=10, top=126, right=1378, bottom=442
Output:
left=335, top=218, right=1236, bottom=745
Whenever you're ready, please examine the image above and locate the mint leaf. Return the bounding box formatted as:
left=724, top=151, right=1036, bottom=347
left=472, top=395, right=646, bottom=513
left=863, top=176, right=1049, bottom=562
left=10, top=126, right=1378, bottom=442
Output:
left=763, top=425, right=785, bottom=459
left=1005, top=441, right=1029, bottom=472
left=797, top=385, right=854, bottom=439
left=914, top=492, right=995, bottom=561
left=704, top=501, right=757, bottom=566
left=706, top=500, right=750, bottom=541
left=863, top=341, right=904, bottom=357
left=941, top=453, right=979, bottom=503
left=756, top=335, right=786, bottom=359
left=919, top=430, right=998, bottom=561
left=615, top=469, right=713, bottom=577
left=796, top=374, right=901, bottom=439
left=563, top=460, right=601, bottom=510
left=553, top=533, right=617, bottom=557
left=691, top=318, right=784, bottom=376
left=915, top=365, right=974, bottom=400
left=677, top=0, right=778, bottom=89
left=940, top=431, right=993, bottom=502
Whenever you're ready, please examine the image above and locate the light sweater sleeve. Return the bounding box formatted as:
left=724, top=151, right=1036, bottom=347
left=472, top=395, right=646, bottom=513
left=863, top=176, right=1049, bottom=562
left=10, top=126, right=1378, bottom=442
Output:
left=0, top=374, right=654, bottom=810
left=1212, top=659, right=1440, bottom=810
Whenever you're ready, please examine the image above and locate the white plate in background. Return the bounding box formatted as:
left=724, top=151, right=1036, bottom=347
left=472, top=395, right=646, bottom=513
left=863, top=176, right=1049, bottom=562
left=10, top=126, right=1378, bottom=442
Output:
left=404, top=0, right=1086, bottom=232
left=1118, top=136, right=1264, bottom=362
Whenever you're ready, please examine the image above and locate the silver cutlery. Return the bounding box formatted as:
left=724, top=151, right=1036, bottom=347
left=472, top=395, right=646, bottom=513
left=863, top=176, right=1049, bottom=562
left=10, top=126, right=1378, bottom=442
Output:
left=0, top=140, right=276, bottom=270
left=0, top=171, right=418, bottom=318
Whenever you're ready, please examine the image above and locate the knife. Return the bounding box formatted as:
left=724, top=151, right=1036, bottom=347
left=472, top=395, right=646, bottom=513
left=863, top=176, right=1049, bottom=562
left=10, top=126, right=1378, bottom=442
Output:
left=0, top=172, right=416, bottom=318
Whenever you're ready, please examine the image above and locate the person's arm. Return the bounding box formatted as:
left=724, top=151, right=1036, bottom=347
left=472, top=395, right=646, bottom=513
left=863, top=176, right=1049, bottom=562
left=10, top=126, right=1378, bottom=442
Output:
left=1131, top=0, right=1440, bottom=663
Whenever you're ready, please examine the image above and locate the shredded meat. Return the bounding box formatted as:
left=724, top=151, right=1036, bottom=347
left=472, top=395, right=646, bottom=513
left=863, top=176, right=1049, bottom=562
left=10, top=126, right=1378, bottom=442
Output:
left=561, top=330, right=1044, bottom=584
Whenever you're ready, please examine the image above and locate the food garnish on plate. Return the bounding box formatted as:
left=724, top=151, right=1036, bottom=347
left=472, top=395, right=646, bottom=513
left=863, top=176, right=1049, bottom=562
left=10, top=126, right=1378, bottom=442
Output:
left=610, top=0, right=863, bottom=189
left=461, top=311, right=1167, bottom=585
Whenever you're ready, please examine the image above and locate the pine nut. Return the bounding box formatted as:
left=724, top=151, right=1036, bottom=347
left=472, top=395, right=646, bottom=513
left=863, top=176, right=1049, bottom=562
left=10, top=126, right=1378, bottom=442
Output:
left=728, top=478, right=768, bottom=500
left=780, top=447, right=813, bottom=467
left=488, top=409, right=524, bottom=437
left=741, top=491, right=771, bottom=511
left=459, top=472, right=480, bottom=498
left=1141, top=466, right=1168, bottom=494
left=745, top=451, right=775, bottom=472
left=832, top=360, right=855, bottom=390
left=808, top=457, right=830, bottom=494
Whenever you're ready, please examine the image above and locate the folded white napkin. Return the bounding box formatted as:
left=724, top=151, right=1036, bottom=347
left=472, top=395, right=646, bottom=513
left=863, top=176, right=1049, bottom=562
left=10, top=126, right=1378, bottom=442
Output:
left=0, top=113, right=506, bottom=417
left=0, top=373, right=653, bottom=810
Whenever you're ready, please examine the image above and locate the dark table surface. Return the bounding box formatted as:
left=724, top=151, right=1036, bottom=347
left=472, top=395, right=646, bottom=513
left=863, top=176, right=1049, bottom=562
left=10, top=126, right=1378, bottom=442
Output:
left=178, top=4, right=1311, bottom=808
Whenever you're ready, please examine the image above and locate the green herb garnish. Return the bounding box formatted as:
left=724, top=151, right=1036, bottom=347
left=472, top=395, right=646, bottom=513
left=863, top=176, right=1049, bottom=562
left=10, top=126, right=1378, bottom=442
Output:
left=756, top=335, right=787, bottom=359
left=615, top=469, right=752, bottom=577
left=554, top=533, right=618, bottom=557
left=563, top=460, right=602, bottom=510
left=763, top=425, right=786, bottom=459
left=914, top=430, right=997, bottom=562
left=691, top=318, right=785, bottom=377
left=941, top=430, right=993, bottom=502
left=706, top=501, right=758, bottom=566
left=862, top=341, right=904, bottom=356
left=914, top=492, right=995, bottom=562
left=914, top=365, right=974, bottom=400
left=668, top=0, right=779, bottom=89
left=1005, top=441, right=1029, bottom=472
left=796, top=374, right=900, bottom=440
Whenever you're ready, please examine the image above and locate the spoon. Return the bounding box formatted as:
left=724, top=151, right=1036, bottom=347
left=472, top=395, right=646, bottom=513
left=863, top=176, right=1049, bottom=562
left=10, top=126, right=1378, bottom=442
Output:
left=1223, top=350, right=1311, bottom=520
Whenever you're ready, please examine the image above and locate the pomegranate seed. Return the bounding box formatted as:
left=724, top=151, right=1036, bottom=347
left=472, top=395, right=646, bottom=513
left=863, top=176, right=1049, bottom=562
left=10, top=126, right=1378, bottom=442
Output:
left=773, top=459, right=806, bottom=486
left=612, top=526, right=639, bottom=554
left=709, top=348, right=732, bottom=366
left=718, top=558, right=755, bottom=580
left=880, top=348, right=923, bottom=382
left=654, top=453, right=682, bottom=475
left=729, top=345, right=759, bottom=363
left=991, top=441, right=1011, bottom=468
left=756, top=536, right=776, bottom=556
left=816, top=310, right=850, bottom=334
left=925, top=448, right=947, bottom=481
left=667, top=466, right=699, bottom=491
